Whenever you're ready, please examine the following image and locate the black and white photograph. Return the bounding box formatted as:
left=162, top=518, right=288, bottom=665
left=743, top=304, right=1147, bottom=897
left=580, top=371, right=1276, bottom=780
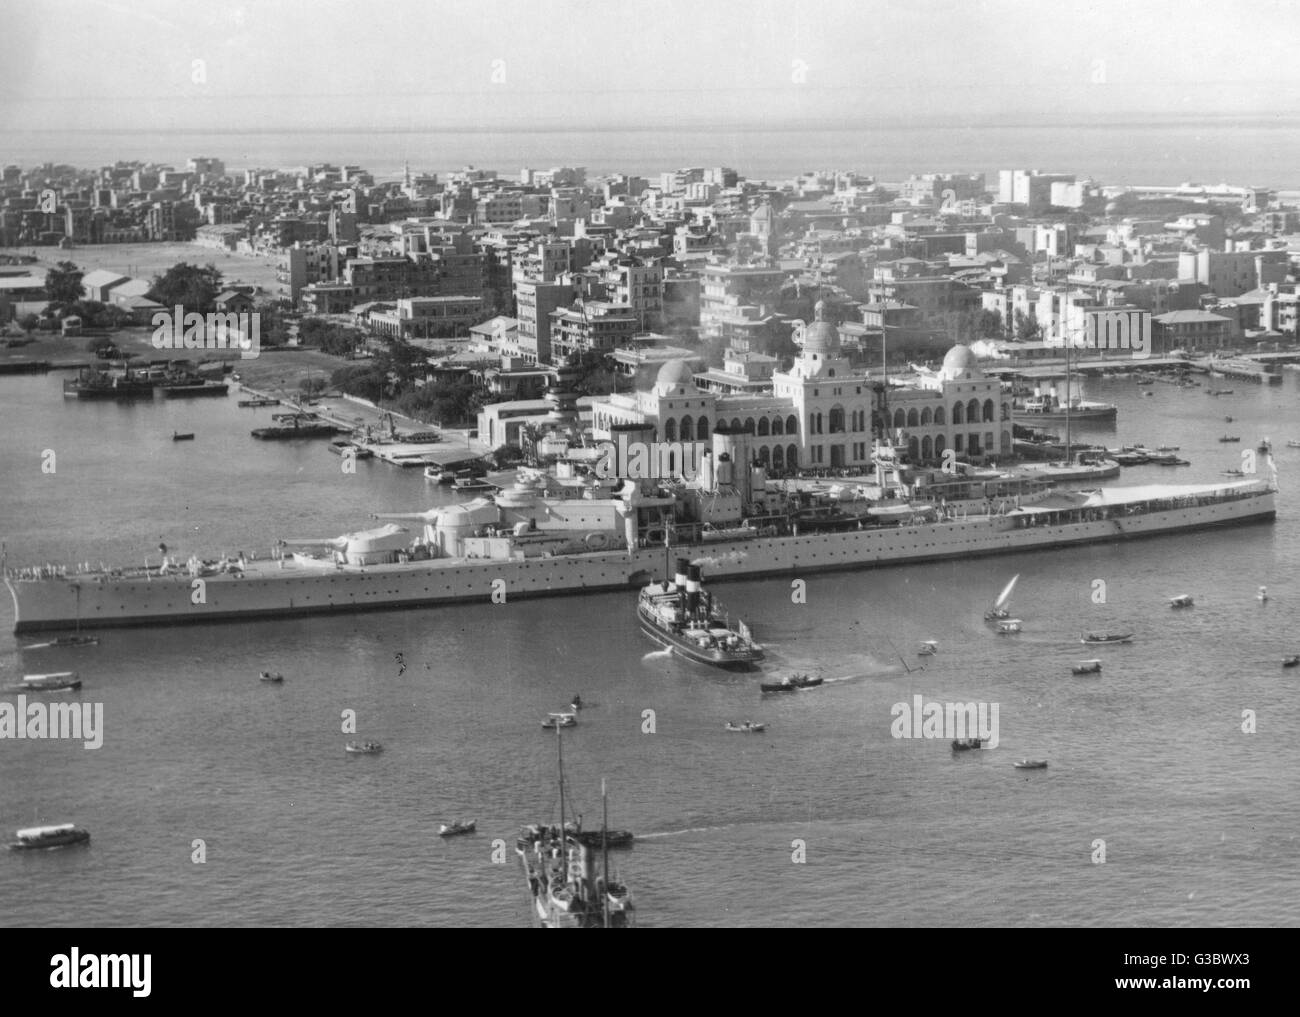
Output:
left=0, top=0, right=1293, bottom=962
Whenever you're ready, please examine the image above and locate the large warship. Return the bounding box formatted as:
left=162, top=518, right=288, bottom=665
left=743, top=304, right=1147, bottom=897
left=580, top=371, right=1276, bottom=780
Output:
left=3, top=423, right=1277, bottom=632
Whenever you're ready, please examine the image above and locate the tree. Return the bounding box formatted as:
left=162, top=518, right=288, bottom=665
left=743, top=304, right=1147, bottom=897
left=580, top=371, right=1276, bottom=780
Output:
left=299, top=377, right=328, bottom=397
left=976, top=309, right=1005, bottom=339
left=149, top=262, right=223, bottom=313
left=1013, top=308, right=1041, bottom=343
left=44, top=261, right=84, bottom=309
left=18, top=313, right=40, bottom=333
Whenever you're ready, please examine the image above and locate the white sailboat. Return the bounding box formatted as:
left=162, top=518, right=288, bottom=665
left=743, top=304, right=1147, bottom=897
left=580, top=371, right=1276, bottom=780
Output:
left=985, top=574, right=1020, bottom=621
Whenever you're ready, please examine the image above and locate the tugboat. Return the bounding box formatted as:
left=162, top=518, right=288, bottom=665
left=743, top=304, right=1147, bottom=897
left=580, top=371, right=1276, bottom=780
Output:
left=637, top=557, right=763, bottom=670
left=518, top=730, right=635, bottom=928
left=9, top=824, right=90, bottom=850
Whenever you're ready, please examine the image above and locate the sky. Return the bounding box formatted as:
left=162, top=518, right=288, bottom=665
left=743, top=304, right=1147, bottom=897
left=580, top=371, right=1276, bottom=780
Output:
left=1, top=0, right=1297, bottom=132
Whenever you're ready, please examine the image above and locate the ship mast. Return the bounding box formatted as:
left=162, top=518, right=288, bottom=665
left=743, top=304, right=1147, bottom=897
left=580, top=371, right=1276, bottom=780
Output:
left=1062, top=295, right=1072, bottom=463
left=602, top=777, right=611, bottom=929
left=556, top=725, right=568, bottom=886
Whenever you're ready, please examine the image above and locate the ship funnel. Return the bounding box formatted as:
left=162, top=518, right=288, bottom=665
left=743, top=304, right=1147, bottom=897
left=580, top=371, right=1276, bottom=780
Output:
left=686, top=563, right=702, bottom=613
left=674, top=556, right=689, bottom=588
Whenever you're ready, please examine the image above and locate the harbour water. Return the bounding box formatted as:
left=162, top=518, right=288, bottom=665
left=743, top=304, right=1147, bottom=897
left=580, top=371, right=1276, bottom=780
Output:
left=2, top=371, right=1300, bottom=926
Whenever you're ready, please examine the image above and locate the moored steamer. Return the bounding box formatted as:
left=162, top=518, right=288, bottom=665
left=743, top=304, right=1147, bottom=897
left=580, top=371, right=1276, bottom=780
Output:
left=637, top=558, right=763, bottom=670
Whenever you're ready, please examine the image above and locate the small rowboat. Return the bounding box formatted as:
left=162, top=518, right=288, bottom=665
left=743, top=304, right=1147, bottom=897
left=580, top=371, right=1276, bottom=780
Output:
left=1014, top=759, right=1048, bottom=770
left=345, top=741, right=383, bottom=754
left=918, top=640, right=938, bottom=656
left=1081, top=632, right=1133, bottom=644
left=1287, top=440, right=1300, bottom=449
left=996, top=619, right=1022, bottom=634
left=760, top=673, right=823, bottom=692
left=1218, top=435, right=1240, bottom=443
left=541, top=712, right=577, bottom=730
left=11, top=672, right=81, bottom=692
left=1169, top=594, right=1194, bottom=608
left=1283, top=656, right=1299, bottom=668
left=259, top=670, right=284, bottom=683
left=574, top=829, right=634, bottom=849
left=21, top=636, right=99, bottom=649
left=172, top=432, right=195, bottom=441
left=8, top=824, right=91, bottom=850
left=1071, top=660, right=1102, bottom=675
left=725, top=721, right=766, bottom=733
left=439, top=820, right=476, bottom=837
left=951, top=737, right=984, bottom=751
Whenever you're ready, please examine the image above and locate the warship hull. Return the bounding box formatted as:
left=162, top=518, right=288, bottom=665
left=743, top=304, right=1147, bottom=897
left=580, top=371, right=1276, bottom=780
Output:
left=5, top=485, right=1275, bottom=633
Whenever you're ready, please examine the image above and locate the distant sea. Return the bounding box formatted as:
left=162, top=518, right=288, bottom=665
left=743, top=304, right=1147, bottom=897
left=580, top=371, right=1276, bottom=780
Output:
left=9, top=117, right=1300, bottom=187
left=3, top=372, right=1300, bottom=926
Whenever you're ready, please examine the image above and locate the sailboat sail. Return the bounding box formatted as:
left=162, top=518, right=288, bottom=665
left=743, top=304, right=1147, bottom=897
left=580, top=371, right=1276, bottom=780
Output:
left=994, top=574, right=1019, bottom=611
left=738, top=619, right=753, bottom=643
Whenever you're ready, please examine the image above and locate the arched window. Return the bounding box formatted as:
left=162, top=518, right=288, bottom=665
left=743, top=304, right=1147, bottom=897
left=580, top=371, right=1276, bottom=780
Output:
left=786, top=444, right=798, bottom=469
left=785, top=414, right=798, bottom=435
left=934, top=435, right=946, bottom=457
left=772, top=445, right=785, bottom=471
left=730, top=417, right=742, bottom=431
left=772, top=416, right=784, bottom=436
left=921, top=407, right=932, bottom=425
left=952, top=402, right=964, bottom=425
left=983, top=399, right=995, bottom=422
left=744, top=417, right=755, bottom=433
left=1001, top=430, right=1011, bottom=452
left=758, top=445, right=770, bottom=466
left=921, top=435, right=933, bottom=460
left=680, top=415, right=694, bottom=442
left=828, top=405, right=845, bottom=433
left=967, top=398, right=980, bottom=423
left=663, top=418, right=677, bottom=442
left=893, top=409, right=905, bottom=429
left=907, top=408, right=919, bottom=428
left=1001, top=402, right=1010, bottom=421
left=934, top=406, right=945, bottom=426
left=908, top=436, right=919, bottom=460
left=697, top=416, right=709, bottom=440
left=757, top=417, right=770, bottom=436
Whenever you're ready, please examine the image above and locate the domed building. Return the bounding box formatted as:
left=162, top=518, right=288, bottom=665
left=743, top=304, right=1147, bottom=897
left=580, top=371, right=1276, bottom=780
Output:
left=886, top=343, right=1011, bottom=466
left=770, top=299, right=875, bottom=470
left=937, top=343, right=984, bottom=381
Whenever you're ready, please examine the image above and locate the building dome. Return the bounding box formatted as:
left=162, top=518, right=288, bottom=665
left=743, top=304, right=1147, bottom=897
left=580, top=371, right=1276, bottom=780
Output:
left=801, top=299, right=840, bottom=355
left=938, top=343, right=984, bottom=381
left=655, top=358, right=696, bottom=394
